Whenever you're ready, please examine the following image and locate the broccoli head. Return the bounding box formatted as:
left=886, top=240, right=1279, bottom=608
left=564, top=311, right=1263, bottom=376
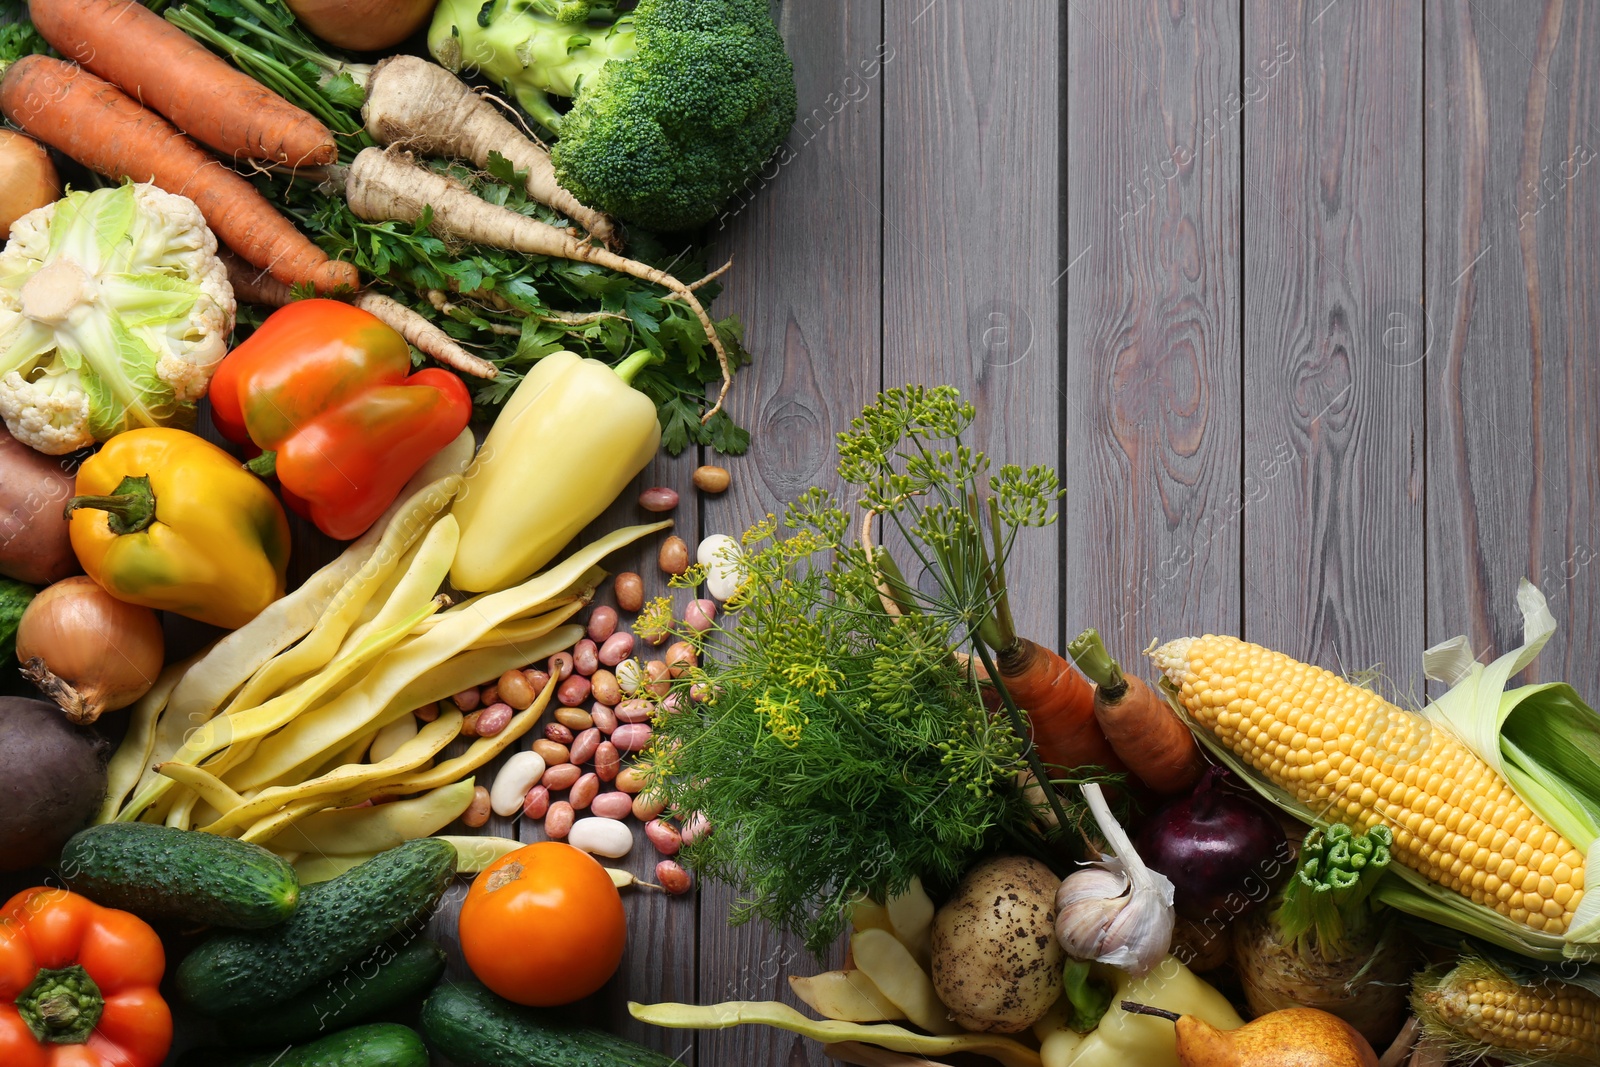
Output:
left=429, top=0, right=797, bottom=233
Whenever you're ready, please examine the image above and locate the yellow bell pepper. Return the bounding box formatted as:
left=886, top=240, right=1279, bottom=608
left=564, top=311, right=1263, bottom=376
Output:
left=67, top=428, right=290, bottom=629
left=1034, top=958, right=1243, bottom=1067
left=451, top=350, right=661, bottom=592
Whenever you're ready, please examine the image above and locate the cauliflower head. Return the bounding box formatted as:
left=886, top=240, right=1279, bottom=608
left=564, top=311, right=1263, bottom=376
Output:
left=0, top=182, right=235, bottom=454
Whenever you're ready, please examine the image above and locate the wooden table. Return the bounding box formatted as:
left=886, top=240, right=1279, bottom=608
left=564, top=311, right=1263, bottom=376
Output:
left=7, top=2, right=1600, bottom=1064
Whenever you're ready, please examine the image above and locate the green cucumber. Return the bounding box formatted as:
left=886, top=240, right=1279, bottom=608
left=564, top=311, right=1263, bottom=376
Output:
left=59, top=822, right=299, bottom=928
left=178, top=1023, right=429, bottom=1067
left=420, top=980, right=681, bottom=1067
left=177, top=838, right=455, bottom=1014
left=220, top=937, right=446, bottom=1046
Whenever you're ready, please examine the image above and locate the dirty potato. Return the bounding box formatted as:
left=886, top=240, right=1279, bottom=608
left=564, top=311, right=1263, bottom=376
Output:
left=930, top=855, right=1064, bottom=1032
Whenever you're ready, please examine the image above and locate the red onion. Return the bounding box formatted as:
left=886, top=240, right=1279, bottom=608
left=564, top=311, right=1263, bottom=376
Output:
left=1133, top=765, right=1292, bottom=922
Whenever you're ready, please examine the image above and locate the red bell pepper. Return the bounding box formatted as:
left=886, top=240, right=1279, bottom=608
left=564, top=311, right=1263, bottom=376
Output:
left=0, top=887, right=172, bottom=1067
left=210, top=299, right=472, bottom=540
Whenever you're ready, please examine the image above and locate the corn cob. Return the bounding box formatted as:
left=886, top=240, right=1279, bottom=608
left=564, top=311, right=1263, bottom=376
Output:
left=1150, top=635, right=1586, bottom=935
left=1414, top=958, right=1600, bottom=1065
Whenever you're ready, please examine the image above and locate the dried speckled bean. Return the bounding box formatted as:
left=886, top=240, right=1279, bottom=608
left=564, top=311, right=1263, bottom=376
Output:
left=522, top=785, right=550, bottom=819
left=542, top=763, right=582, bottom=791
left=460, top=711, right=481, bottom=738
left=452, top=688, right=480, bottom=712
left=615, top=698, right=654, bottom=724
left=658, top=536, right=689, bottom=576
left=614, top=572, right=644, bottom=613
left=656, top=861, right=692, bottom=895
left=632, top=790, right=667, bottom=821
left=544, top=722, right=575, bottom=746
left=570, top=772, right=600, bottom=810
left=590, top=791, right=633, bottom=819
left=645, top=819, right=682, bottom=856
left=568, top=725, right=600, bottom=764
left=593, top=741, right=620, bottom=781
left=547, top=651, right=574, bottom=681
left=644, top=660, right=671, bottom=698
left=664, top=641, right=697, bottom=678
left=615, top=767, right=649, bottom=795
left=589, top=669, right=621, bottom=706
left=598, top=632, right=635, bottom=667
left=523, top=668, right=551, bottom=696
left=572, top=638, right=599, bottom=676
left=681, top=812, right=711, bottom=846
left=545, top=800, right=575, bottom=839
left=557, top=674, right=592, bottom=707
left=497, top=669, right=535, bottom=709
left=683, top=599, right=716, bottom=632
left=474, top=703, right=513, bottom=738
left=587, top=605, right=618, bottom=643
left=692, top=465, right=729, bottom=494
left=639, top=486, right=679, bottom=512
left=549, top=708, right=588, bottom=733
left=591, top=703, right=618, bottom=734
left=462, top=786, right=492, bottom=828
left=479, top=684, right=498, bottom=707
left=531, top=739, right=570, bottom=766
left=414, top=702, right=440, bottom=723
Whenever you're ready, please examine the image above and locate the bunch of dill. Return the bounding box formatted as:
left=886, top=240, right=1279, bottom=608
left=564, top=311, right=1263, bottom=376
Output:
left=650, top=386, right=1079, bottom=954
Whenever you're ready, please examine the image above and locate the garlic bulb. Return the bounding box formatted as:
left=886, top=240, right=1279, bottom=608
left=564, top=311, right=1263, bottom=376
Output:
left=1054, top=782, right=1175, bottom=976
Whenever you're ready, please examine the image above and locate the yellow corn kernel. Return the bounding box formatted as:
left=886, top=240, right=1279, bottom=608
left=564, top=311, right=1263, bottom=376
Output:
left=1152, top=635, right=1586, bottom=935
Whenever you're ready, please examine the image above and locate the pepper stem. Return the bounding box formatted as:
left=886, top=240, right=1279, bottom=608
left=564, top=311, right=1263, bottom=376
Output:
left=1120, top=1001, right=1182, bottom=1023
left=65, top=475, right=156, bottom=535
left=15, top=964, right=104, bottom=1045
left=1068, top=628, right=1127, bottom=698
left=245, top=450, right=279, bottom=479
left=612, top=348, right=663, bottom=387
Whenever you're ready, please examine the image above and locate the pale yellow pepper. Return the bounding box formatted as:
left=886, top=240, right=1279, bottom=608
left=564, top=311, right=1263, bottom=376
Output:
left=1034, top=957, right=1243, bottom=1067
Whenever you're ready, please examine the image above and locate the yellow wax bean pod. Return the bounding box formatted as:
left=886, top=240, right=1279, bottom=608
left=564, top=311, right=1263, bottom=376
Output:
left=334, top=515, right=460, bottom=658
left=789, top=970, right=905, bottom=1023
left=119, top=596, right=446, bottom=821
left=135, top=458, right=467, bottom=809
left=850, top=929, right=962, bottom=1035
left=200, top=706, right=464, bottom=834
left=293, top=853, right=368, bottom=884
left=97, top=657, right=191, bottom=824
left=263, top=779, right=477, bottom=855
left=885, top=876, right=935, bottom=972
left=626, top=1001, right=1041, bottom=1067
left=229, top=522, right=666, bottom=791
left=155, top=761, right=246, bottom=816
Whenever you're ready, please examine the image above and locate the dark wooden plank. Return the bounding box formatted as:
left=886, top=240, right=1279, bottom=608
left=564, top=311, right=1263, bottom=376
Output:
left=1242, top=2, right=1424, bottom=696
left=1065, top=1, right=1242, bottom=668
left=695, top=2, right=885, bottom=1065
left=882, top=0, right=1062, bottom=646
left=1426, top=0, right=1600, bottom=695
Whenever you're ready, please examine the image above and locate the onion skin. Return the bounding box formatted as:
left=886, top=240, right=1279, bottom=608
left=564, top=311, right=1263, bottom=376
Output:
left=1134, top=765, right=1293, bottom=921
left=285, top=0, right=439, bottom=51
left=0, top=130, right=60, bottom=240
left=15, top=577, right=164, bottom=724
left=0, top=427, right=79, bottom=584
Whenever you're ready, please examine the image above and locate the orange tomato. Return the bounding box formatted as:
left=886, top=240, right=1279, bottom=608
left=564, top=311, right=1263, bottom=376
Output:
left=458, top=841, right=626, bottom=1006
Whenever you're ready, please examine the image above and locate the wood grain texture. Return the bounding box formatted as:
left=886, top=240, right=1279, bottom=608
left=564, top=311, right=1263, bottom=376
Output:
left=882, top=0, right=1062, bottom=647
left=1426, top=0, right=1600, bottom=694
left=1064, top=0, right=1242, bottom=668
left=1242, top=2, right=1425, bottom=700
left=695, top=2, right=884, bottom=1065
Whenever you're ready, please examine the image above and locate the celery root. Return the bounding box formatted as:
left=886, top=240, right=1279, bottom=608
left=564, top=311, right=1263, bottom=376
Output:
left=363, top=56, right=617, bottom=249
left=345, top=148, right=733, bottom=419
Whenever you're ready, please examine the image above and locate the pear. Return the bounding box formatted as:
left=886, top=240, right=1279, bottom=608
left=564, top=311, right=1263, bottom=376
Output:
left=1122, top=1001, right=1379, bottom=1067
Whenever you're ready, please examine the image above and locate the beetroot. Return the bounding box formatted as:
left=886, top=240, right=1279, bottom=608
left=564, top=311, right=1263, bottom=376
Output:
left=1133, top=765, right=1291, bottom=921
left=0, top=696, right=107, bottom=870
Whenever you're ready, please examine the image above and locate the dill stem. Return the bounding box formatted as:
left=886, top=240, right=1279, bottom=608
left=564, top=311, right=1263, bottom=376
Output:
left=974, top=641, right=1073, bottom=832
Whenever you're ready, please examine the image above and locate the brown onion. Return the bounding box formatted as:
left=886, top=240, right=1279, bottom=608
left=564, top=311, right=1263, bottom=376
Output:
left=285, top=0, right=437, bottom=51
left=16, top=577, right=164, bottom=724
left=0, top=131, right=60, bottom=240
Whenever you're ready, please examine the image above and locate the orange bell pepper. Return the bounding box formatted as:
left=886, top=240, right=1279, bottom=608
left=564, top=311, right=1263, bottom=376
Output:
left=0, top=887, right=171, bottom=1067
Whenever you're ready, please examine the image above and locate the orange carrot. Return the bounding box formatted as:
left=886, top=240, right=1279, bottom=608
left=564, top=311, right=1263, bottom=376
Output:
left=1069, top=628, right=1204, bottom=794
left=28, top=0, right=337, bottom=166
left=995, top=635, right=1126, bottom=775
left=0, top=56, right=358, bottom=294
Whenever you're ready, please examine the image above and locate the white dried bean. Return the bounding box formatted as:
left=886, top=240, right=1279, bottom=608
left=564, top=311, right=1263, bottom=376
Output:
left=568, top=817, right=635, bottom=858
left=490, top=750, right=547, bottom=816
left=697, top=534, right=746, bottom=600
left=369, top=714, right=418, bottom=764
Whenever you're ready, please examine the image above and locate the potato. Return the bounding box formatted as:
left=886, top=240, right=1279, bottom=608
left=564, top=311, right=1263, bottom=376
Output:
left=0, top=428, right=78, bottom=585
left=930, top=855, right=1064, bottom=1033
